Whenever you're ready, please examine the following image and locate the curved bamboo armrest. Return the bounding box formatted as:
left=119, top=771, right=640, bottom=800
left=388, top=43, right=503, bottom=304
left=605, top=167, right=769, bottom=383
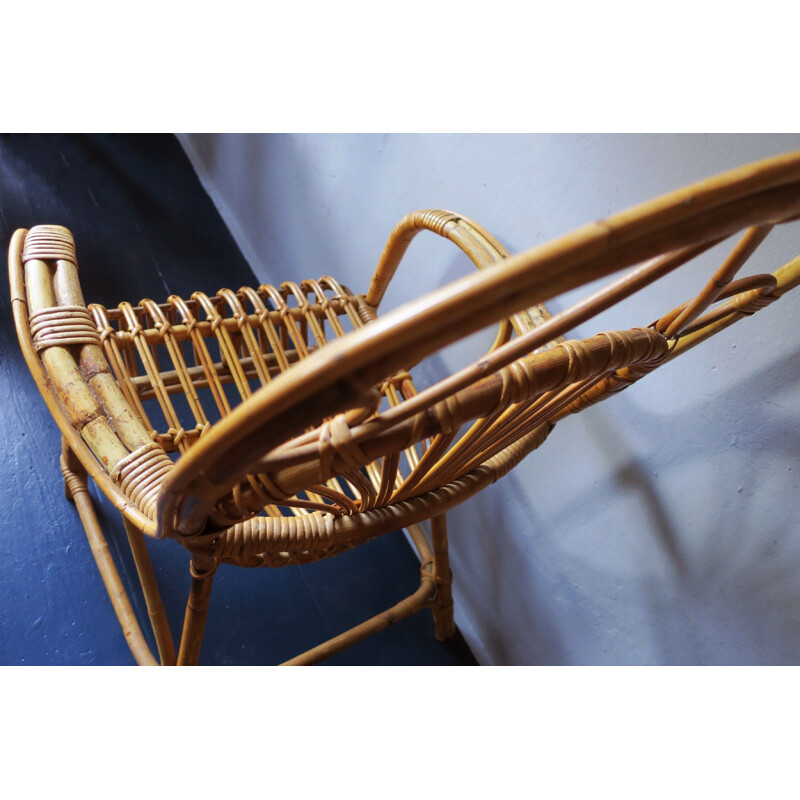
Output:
left=159, top=151, right=800, bottom=538
left=9, top=226, right=169, bottom=539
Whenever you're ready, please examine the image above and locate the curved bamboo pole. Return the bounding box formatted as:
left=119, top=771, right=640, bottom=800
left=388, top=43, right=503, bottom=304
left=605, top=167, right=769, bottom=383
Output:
left=160, top=153, right=800, bottom=537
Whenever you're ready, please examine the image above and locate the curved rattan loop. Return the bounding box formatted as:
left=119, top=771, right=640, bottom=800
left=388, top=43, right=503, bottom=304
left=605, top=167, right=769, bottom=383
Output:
left=365, top=208, right=551, bottom=352
left=208, top=419, right=554, bottom=567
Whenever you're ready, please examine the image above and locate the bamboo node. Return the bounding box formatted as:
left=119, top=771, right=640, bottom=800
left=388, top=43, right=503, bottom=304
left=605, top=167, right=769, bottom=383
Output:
left=60, top=457, right=89, bottom=499
left=189, top=557, right=218, bottom=579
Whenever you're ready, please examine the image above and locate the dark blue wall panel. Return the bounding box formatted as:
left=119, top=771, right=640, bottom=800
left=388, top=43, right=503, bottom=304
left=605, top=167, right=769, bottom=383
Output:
left=0, top=134, right=476, bottom=666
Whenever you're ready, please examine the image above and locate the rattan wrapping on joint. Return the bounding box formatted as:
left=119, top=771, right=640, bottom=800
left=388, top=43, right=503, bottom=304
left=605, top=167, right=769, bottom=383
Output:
left=733, top=288, right=780, bottom=315
left=21, top=225, right=77, bottom=264
left=318, top=414, right=371, bottom=480
left=29, top=305, right=102, bottom=350
left=111, top=443, right=174, bottom=519
left=217, top=512, right=335, bottom=560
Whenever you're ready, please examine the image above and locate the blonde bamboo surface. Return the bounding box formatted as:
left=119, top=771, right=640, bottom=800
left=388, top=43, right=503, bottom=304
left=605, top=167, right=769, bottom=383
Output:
left=10, top=151, right=800, bottom=665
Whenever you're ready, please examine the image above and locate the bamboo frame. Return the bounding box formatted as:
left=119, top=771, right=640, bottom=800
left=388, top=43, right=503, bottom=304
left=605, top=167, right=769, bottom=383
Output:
left=8, top=152, right=800, bottom=665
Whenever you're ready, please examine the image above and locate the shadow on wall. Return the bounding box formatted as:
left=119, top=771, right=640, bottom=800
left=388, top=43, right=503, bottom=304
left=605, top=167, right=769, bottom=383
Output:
left=448, top=339, right=800, bottom=665
left=379, top=231, right=800, bottom=664
left=447, top=477, right=574, bottom=666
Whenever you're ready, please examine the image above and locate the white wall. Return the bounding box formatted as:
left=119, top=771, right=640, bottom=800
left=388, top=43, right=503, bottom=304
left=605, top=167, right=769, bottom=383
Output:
left=178, top=133, right=800, bottom=665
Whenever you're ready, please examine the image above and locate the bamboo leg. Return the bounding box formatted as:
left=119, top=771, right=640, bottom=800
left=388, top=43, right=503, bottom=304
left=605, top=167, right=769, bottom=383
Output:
left=60, top=444, right=158, bottom=666
left=284, top=524, right=447, bottom=666
left=122, top=517, right=177, bottom=666
left=176, top=556, right=216, bottom=666
left=282, top=576, right=435, bottom=666
left=431, top=514, right=455, bottom=641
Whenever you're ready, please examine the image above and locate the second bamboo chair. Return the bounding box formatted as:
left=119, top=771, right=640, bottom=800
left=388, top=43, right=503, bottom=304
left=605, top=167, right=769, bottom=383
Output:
left=9, top=152, right=800, bottom=664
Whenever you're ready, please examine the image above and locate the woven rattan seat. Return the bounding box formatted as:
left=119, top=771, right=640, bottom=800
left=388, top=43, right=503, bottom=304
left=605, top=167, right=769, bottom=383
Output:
left=9, top=153, right=800, bottom=665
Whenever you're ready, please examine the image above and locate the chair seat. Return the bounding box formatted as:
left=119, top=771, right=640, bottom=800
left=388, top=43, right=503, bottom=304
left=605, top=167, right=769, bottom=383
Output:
left=88, top=277, right=380, bottom=456
left=87, top=275, right=564, bottom=564
left=87, top=276, right=421, bottom=563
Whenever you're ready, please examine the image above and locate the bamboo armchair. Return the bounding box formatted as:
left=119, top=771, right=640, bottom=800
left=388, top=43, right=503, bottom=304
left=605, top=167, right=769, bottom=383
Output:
left=9, top=152, right=800, bottom=665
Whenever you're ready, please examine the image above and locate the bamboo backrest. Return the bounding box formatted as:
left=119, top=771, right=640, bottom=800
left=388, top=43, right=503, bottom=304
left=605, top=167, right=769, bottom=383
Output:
left=10, top=153, right=800, bottom=562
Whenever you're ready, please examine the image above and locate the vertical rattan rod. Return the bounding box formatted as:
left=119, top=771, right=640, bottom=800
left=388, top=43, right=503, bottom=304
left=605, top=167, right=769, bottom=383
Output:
left=405, top=521, right=435, bottom=562
left=431, top=514, right=455, bottom=641
left=122, top=517, right=177, bottom=666
left=176, top=562, right=216, bottom=666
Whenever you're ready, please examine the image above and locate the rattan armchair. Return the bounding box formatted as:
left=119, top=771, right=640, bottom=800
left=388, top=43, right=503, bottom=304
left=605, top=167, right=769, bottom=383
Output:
left=9, top=152, right=800, bottom=665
